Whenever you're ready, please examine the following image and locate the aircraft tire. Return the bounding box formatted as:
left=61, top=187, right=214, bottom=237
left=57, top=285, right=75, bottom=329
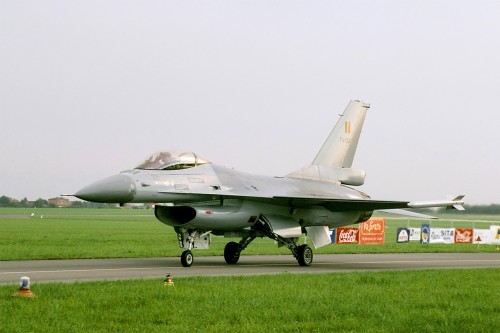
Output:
left=224, top=241, right=241, bottom=265
left=296, top=244, right=313, bottom=266
left=181, top=250, right=194, bottom=267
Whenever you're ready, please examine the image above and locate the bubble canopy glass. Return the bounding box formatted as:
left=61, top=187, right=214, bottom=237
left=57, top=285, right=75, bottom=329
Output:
left=135, top=151, right=210, bottom=170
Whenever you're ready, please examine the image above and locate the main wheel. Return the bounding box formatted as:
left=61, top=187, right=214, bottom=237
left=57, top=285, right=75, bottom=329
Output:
left=296, top=244, right=313, bottom=266
left=224, top=241, right=241, bottom=264
left=181, top=250, right=194, bottom=267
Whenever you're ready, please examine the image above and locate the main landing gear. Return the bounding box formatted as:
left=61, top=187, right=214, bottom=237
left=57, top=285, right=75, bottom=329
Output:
left=223, top=238, right=313, bottom=266
left=251, top=215, right=314, bottom=267
left=295, top=244, right=313, bottom=266
left=182, top=241, right=313, bottom=267
left=223, top=242, right=240, bottom=264
left=223, top=234, right=256, bottom=265
left=175, top=221, right=314, bottom=267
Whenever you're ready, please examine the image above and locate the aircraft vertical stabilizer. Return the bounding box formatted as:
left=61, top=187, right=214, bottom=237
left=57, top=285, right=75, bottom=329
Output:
left=313, top=100, right=370, bottom=168
left=287, top=100, right=369, bottom=185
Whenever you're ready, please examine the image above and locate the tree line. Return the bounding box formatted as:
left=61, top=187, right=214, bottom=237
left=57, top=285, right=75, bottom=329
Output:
left=0, top=195, right=116, bottom=209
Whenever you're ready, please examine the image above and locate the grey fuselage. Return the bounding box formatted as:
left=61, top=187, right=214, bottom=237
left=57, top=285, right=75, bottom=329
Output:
left=75, top=163, right=371, bottom=232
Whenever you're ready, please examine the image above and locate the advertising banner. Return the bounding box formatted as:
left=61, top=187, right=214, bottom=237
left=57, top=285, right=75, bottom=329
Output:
left=359, top=218, right=386, bottom=244
left=490, top=226, right=500, bottom=245
left=473, top=229, right=490, bottom=244
left=429, top=228, right=455, bottom=244
left=420, top=224, right=430, bottom=244
left=409, top=228, right=421, bottom=241
left=396, top=228, right=410, bottom=243
left=330, top=229, right=336, bottom=244
left=454, top=228, right=473, bottom=244
left=336, top=227, right=359, bottom=244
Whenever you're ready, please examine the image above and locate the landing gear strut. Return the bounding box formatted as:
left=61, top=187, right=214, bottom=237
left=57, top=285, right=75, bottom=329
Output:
left=223, top=215, right=314, bottom=266
left=224, top=233, right=314, bottom=266
left=175, top=228, right=211, bottom=268
left=253, top=215, right=314, bottom=266
left=174, top=218, right=315, bottom=267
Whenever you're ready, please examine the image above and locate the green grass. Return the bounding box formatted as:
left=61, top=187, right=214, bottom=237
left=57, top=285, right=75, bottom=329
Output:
left=1, top=209, right=498, bottom=332
left=1, top=269, right=498, bottom=332
left=0, top=208, right=498, bottom=261
left=0, top=207, right=150, bottom=216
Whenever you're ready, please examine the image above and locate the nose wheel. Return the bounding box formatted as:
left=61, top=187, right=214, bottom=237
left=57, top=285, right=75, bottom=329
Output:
left=181, top=250, right=194, bottom=267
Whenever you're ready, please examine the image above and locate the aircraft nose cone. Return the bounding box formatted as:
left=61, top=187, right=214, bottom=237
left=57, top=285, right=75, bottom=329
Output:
left=75, top=174, right=136, bottom=203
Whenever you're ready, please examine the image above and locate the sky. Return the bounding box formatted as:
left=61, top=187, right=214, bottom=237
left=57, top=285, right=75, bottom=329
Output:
left=1, top=1, right=499, bottom=205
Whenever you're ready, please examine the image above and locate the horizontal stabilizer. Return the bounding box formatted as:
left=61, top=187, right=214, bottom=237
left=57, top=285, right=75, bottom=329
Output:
left=450, top=195, right=466, bottom=210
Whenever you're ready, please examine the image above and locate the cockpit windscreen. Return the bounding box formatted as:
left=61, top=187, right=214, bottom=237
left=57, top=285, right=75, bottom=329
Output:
left=135, top=151, right=210, bottom=170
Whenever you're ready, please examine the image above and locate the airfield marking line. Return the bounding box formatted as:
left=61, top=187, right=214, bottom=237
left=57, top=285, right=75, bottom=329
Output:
left=233, top=259, right=500, bottom=266
left=0, top=263, right=303, bottom=276
left=2, top=262, right=496, bottom=277
left=1, top=259, right=498, bottom=276
left=0, top=267, right=170, bottom=275
left=331, top=259, right=500, bottom=264
left=0, top=264, right=296, bottom=275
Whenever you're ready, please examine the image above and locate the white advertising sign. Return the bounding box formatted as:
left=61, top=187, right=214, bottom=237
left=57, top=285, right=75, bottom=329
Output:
left=473, top=229, right=490, bottom=244
left=429, top=228, right=455, bottom=244
left=489, top=226, right=500, bottom=245
left=409, top=228, right=421, bottom=241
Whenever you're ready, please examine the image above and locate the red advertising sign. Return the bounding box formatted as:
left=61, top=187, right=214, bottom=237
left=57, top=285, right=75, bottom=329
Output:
left=336, top=227, right=359, bottom=244
left=359, top=218, right=386, bottom=245
left=454, top=228, right=473, bottom=243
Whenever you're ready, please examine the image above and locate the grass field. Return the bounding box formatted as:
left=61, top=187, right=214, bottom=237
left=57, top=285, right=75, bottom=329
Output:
left=0, top=208, right=498, bottom=261
left=1, top=269, right=498, bottom=332
left=1, top=208, right=499, bottom=332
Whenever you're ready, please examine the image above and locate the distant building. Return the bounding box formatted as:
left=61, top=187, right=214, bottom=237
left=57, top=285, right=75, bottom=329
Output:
left=48, top=197, right=70, bottom=208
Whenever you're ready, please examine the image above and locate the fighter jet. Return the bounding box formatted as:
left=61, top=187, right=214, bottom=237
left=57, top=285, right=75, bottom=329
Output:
left=74, top=100, right=465, bottom=267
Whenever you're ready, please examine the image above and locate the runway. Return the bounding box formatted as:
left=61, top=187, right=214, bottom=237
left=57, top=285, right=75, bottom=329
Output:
left=1, top=253, right=499, bottom=285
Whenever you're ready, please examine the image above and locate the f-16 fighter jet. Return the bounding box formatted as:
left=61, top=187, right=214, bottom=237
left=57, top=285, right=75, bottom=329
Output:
left=74, top=100, right=465, bottom=267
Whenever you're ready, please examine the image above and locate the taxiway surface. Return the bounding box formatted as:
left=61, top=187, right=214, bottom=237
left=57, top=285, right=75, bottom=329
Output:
left=1, top=253, right=498, bottom=284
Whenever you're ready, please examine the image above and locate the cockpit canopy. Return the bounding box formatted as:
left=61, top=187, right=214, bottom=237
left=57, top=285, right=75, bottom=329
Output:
left=135, top=151, right=210, bottom=170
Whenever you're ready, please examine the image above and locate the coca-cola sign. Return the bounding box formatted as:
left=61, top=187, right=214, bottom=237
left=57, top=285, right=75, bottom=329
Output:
left=336, top=227, right=359, bottom=244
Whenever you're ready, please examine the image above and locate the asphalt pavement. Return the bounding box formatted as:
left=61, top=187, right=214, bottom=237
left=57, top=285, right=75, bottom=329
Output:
left=1, top=253, right=499, bottom=285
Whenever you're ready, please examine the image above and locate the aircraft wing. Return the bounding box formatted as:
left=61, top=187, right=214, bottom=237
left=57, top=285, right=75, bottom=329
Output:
left=273, top=195, right=464, bottom=212
left=158, top=188, right=464, bottom=213
left=272, top=196, right=409, bottom=211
